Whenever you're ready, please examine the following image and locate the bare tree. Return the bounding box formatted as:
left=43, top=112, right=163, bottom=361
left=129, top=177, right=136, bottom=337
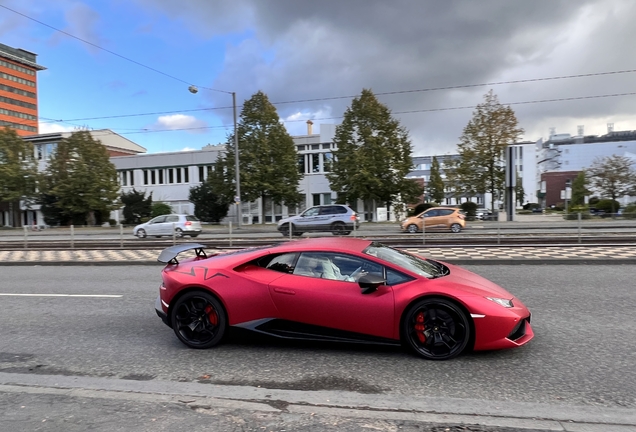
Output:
left=586, top=155, right=636, bottom=213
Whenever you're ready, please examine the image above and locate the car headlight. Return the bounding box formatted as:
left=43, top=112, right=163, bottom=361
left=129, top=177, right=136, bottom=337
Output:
left=486, top=297, right=514, bottom=308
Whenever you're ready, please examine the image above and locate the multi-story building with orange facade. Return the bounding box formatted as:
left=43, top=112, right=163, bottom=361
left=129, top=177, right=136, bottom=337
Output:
left=0, top=42, right=45, bottom=136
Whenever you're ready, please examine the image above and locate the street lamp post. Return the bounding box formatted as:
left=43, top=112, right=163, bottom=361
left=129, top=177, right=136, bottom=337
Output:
left=189, top=86, right=241, bottom=227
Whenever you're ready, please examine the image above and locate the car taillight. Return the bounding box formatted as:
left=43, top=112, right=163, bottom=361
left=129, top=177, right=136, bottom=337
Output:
left=458, top=214, right=465, bottom=219
left=185, top=221, right=192, bottom=226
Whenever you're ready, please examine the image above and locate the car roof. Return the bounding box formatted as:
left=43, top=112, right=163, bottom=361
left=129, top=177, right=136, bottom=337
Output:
left=268, top=237, right=371, bottom=254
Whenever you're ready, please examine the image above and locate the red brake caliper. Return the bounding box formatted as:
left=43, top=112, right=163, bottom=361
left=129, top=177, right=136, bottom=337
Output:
left=415, top=312, right=426, bottom=343
left=204, top=305, right=218, bottom=326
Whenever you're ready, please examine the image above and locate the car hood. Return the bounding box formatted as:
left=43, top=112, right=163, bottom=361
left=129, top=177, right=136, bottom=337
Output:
left=432, top=262, right=515, bottom=299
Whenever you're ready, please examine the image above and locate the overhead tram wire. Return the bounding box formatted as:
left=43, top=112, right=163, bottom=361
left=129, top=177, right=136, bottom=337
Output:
left=5, top=2, right=636, bottom=127
left=31, top=90, right=636, bottom=137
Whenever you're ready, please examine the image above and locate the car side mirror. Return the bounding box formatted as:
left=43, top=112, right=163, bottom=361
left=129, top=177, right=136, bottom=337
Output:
left=358, top=274, right=386, bottom=294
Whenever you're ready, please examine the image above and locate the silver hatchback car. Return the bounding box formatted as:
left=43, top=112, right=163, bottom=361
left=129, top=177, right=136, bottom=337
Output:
left=133, top=214, right=202, bottom=238
left=277, top=205, right=360, bottom=236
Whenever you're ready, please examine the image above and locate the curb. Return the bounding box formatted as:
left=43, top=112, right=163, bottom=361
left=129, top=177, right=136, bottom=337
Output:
left=1, top=372, right=634, bottom=431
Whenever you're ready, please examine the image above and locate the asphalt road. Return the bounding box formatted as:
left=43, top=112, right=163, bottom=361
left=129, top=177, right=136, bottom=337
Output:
left=0, top=264, right=635, bottom=431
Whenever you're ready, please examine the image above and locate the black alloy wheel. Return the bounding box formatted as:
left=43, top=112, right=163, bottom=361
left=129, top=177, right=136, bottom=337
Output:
left=136, top=229, right=147, bottom=238
left=171, top=291, right=227, bottom=349
left=331, top=221, right=346, bottom=235
left=403, top=297, right=471, bottom=360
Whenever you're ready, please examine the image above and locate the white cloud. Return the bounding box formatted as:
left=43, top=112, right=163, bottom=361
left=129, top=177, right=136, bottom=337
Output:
left=152, top=114, right=208, bottom=133
left=38, top=123, right=75, bottom=134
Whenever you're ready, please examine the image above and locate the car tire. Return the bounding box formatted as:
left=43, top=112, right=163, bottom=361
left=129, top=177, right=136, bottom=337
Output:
left=136, top=229, right=147, bottom=238
left=174, top=228, right=184, bottom=238
left=450, top=223, right=462, bottom=233
left=407, top=224, right=419, bottom=234
left=402, top=297, right=471, bottom=360
left=171, top=291, right=227, bottom=349
left=280, top=223, right=292, bottom=237
left=331, top=222, right=346, bottom=235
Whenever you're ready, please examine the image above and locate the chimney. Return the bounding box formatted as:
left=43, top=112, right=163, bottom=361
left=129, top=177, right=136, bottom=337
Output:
left=306, top=120, right=314, bottom=135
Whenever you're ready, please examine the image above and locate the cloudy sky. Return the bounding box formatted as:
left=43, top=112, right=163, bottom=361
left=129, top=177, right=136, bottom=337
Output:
left=2, top=0, right=636, bottom=155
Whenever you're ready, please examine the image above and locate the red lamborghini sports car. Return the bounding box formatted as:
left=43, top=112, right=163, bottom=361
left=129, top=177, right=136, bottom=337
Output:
left=155, top=237, right=533, bottom=360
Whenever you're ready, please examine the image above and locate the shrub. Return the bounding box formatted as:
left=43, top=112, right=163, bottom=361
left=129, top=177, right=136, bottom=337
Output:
left=594, top=199, right=621, bottom=214
left=151, top=202, right=173, bottom=218
left=460, top=201, right=478, bottom=218
left=411, top=202, right=437, bottom=216
left=623, top=203, right=636, bottom=219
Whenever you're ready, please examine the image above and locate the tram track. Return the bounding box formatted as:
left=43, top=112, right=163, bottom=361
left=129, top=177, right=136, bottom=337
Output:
left=2, top=234, right=636, bottom=250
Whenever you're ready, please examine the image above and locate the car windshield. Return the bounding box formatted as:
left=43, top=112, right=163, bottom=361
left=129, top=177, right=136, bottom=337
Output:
left=363, top=242, right=447, bottom=279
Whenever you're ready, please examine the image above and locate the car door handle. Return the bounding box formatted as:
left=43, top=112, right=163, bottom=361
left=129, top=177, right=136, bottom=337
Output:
left=273, top=287, right=296, bottom=295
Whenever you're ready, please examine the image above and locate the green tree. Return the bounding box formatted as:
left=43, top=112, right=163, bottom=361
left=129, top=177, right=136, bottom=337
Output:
left=0, top=128, right=39, bottom=227
left=189, top=166, right=233, bottom=223
left=586, top=155, right=636, bottom=213
left=571, top=171, right=590, bottom=207
left=428, top=156, right=445, bottom=203
left=326, top=89, right=420, bottom=218
left=121, top=188, right=152, bottom=224
left=222, top=91, right=302, bottom=223
left=40, top=131, right=120, bottom=226
left=445, top=90, right=524, bottom=213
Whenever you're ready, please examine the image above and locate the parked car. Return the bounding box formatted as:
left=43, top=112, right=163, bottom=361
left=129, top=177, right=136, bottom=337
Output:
left=276, top=204, right=360, bottom=236
left=401, top=207, right=465, bottom=233
left=154, top=238, right=533, bottom=360
left=475, top=208, right=492, bottom=220
left=133, top=214, right=202, bottom=238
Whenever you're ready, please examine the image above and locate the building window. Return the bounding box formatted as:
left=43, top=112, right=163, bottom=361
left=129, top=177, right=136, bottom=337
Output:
left=323, top=193, right=332, bottom=205
left=311, top=144, right=320, bottom=150
left=151, top=170, right=156, bottom=185
left=297, top=154, right=305, bottom=174
left=158, top=170, right=164, bottom=184
left=446, top=197, right=452, bottom=205
left=198, top=166, right=204, bottom=183
left=143, top=170, right=148, bottom=185
left=129, top=171, right=134, bottom=186
left=311, top=154, right=320, bottom=173
left=121, top=171, right=127, bottom=186
left=176, top=168, right=182, bottom=183
left=168, top=169, right=174, bottom=184
left=184, top=168, right=189, bottom=183
left=519, top=147, right=523, bottom=159
left=36, top=145, right=42, bottom=160
left=323, top=153, right=333, bottom=172
left=312, top=194, right=321, bottom=206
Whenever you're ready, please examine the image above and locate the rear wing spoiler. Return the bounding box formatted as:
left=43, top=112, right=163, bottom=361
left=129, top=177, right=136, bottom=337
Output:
left=157, top=243, right=212, bottom=264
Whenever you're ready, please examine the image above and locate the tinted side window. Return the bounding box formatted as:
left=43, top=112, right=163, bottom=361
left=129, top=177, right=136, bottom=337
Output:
left=152, top=216, right=167, bottom=223
left=186, top=215, right=199, bottom=221
left=386, top=268, right=414, bottom=286
left=334, top=206, right=348, bottom=214
left=319, top=206, right=336, bottom=215
left=424, top=210, right=438, bottom=217
left=166, top=215, right=179, bottom=223
left=439, top=209, right=454, bottom=216
left=265, top=253, right=298, bottom=274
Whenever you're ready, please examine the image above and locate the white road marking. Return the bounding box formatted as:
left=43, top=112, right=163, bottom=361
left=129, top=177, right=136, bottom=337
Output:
left=0, top=293, right=122, bottom=298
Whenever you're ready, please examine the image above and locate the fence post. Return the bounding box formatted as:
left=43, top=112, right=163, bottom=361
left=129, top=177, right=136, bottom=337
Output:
left=23, top=225, right=28, bottom=249
left=229, top=221, right=233, bottom=248
left=422, top=218, right=426, bottom=245
left=70, top=225, right=75, bottom=249
left=120, top=223, right=124, bottom=248
left=497, top=212, right=501, bottom=245
left=578, top=212, right=582, bottom=244
left=172, top=222, right=176, bottom=245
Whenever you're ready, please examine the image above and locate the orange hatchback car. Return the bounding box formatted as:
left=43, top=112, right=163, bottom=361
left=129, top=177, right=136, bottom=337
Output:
left=401, top=207, right=465, bottom=233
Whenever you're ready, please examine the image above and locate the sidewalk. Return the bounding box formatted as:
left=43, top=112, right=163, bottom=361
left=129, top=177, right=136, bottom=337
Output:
left=1, top=245, right=635, bottom=265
